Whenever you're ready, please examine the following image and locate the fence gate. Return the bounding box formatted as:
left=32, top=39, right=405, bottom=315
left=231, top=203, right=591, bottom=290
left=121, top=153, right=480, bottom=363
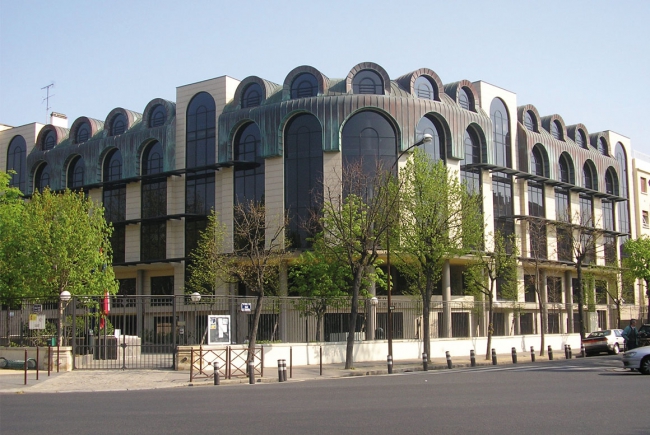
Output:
left=72, top=295, right=176, bottom=370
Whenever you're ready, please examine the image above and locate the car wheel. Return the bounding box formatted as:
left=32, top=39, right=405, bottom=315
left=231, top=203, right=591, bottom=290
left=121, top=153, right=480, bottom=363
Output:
left=610, top=344, right=620, bottom=355
left=640, top=357, right=650, bottom=375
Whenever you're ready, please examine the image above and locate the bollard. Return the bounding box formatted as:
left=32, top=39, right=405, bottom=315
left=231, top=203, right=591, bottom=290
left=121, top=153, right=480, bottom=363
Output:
left=422, top=352, right=428, bottom=371
left=24, top=349, right=28, bottom=386
left=470, top=349, right=476, bottom=367
left=530, top=346, right=535, bottom=363
left=491, top=348, right=497, bottom=365
left=568, top=345, right=573, bottom=359
left=564, top=345, right=569, bottom=360
left=36, top=346, right=39, bottom=380
left=446, top=351, right=452, bottom=369
left=278, top=359, right=284, bottom=382
left=581, top=343, right=586, bottom=358
left=282, top=359, right=287, bottom=382
left=48, top=344, right=52, bottom=377
left=548, top=345, right=553, bottom=361
left=214, top=363, right=220, bottom=386
left=248, top=361, right=255, bottom=385
left=511, top=347, right=517, bottom=364
left=290, top=346, right=293, bottom=379
left=387, top=355, right=393, bottom=374
left=319, top=346, right=323, bottom=376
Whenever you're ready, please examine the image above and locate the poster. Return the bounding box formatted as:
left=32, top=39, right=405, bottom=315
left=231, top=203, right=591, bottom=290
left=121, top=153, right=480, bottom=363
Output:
left=207, top=315, right=231, bottom=345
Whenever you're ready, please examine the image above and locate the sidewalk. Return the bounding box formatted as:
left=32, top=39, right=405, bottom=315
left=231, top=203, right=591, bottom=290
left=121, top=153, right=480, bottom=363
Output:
left=0, top=352, right=557, bottom=394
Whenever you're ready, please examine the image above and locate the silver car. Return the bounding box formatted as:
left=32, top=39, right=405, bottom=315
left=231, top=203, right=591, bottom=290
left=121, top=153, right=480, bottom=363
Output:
left=621, top=345, right=650, bottom=374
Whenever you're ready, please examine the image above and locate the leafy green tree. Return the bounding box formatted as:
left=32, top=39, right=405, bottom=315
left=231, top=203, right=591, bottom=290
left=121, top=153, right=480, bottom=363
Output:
left=394, top=150, right=483, bottom=361
left=465, top=230, right=518, bottom=359
left=623, top=236, right=650, bottom=323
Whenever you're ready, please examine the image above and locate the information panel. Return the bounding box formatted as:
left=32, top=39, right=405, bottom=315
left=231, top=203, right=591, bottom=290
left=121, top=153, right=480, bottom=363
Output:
left=207, top=315, right=231, bottom=345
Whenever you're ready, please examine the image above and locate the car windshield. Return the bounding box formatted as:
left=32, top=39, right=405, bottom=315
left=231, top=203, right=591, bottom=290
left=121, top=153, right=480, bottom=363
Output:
left=588, top=331, right=605, bottom=337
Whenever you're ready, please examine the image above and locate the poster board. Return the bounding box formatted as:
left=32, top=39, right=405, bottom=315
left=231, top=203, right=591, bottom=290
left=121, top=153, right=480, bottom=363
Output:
left=207, top=315, right=231, bottom=345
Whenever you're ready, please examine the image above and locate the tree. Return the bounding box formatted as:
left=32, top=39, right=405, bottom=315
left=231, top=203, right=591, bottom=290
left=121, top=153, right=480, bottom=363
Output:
left=465, top=230, right=518, bottom=359
left=318, top=160, right=398, bottom=369
left=623, top=236, right=650, bottom=323
left=0, top=172, right=29, bottom=306
left=394, top=150, right=484, bottom=361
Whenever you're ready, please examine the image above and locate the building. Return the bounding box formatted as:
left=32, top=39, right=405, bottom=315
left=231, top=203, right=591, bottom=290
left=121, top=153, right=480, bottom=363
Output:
left=1, top=62, right=646, bottom=345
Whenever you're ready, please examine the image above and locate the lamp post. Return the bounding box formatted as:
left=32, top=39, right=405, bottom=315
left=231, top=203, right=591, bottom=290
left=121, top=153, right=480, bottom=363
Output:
left=386, top=133, right=433, bottom=360
left=190, top=292, right=202, bottom=303
left=58, top=290, right=72, bottom=346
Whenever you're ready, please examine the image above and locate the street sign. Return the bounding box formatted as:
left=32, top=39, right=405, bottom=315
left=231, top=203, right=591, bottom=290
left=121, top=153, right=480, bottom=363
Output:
left=33, top=304, right=42, bottom=313
left=241, top=303, right=251, bottom=312
left=29, top=314, right=46, bottom=330
left=208, top=315, right=231, bottom=344
left=389, top=305, right=395, bottom=311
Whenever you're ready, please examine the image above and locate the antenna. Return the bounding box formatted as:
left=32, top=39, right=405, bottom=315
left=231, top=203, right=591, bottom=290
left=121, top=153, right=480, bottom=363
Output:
left=41, top=83, right=55, bottom=124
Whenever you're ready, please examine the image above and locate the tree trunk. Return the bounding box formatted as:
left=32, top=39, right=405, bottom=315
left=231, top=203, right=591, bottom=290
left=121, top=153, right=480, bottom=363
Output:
left=486, top=297, right=493, bottom=360
left=645, top=279, right=650, bottom=323
left=345, top=267, right=364, bottom=369
left=247, top=290, right=264, bottom=365
left=316, top=311, right=323, bottom=343
left=422, top=292, right=431, bottom=360
left=577, top=264, right=585, bottom=339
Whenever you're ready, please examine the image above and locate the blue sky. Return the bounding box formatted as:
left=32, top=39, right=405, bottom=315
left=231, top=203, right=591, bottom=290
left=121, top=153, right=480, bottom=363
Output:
left=1, top=0, right=649, bottom=153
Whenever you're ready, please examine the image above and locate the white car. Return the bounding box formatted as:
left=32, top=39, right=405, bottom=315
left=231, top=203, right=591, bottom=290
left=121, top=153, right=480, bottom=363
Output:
left=621, top=345, right=650, bottom=374
left=582, top=329, right=625, bottom=355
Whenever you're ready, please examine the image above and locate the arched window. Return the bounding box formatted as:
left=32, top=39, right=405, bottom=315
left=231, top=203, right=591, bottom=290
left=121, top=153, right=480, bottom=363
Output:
left=150, top=105, right=166, bottom=127
left=524, top=111, right=536, bottom=132
left=462, top=128, right=481, bottom=165
left=559, top=154, right=571, bottom=184
left=414, top=76, right=435, bottom=100
left=616, top=143, right=630, bottom=236
left=6, top=135, right=26, bottom=191
left=605, top=169, right=616, bottom=195
left=67, top=156, right=85, bottom=189
left=186, top=92, right=216, bottom=168
left=416, top=116, right=444, bottom=162
left=104, top=149, right=123, bottom=182
left=352, top=70, right=383, bottom=95
left=583, top=162, right=597, bottom=190
left=103, top=149, right=125, bottom=263
left=143, top=141, right=164, bottom=175
left=598, top=137, right=609, bottom=156
left=77, top=123, right=90, bottom=143
left=290, top=73, right=318, bottom=99
left=242, top=83, right=263, bottom=108
left=459, top=87, right=471, bottom=110
left=490, top=98, right=510, bottom=168
left=141, top=141, right=167, bottom=261
left=110, top=113, right=127, bottom=136
left=234, top=123, right=265, bottom=204
left=531, top=146, right=545, bottom=177
left=34, top=163, right=50, bottom=192
left=43, top=130, right=56, bottom=150
left=284, top=114, right=323, bottom=248
left=551, top=120, right=562, bottom=140
left=575, top=129, right=586, bottom=148
left=341, top=111, right=396, bottom=178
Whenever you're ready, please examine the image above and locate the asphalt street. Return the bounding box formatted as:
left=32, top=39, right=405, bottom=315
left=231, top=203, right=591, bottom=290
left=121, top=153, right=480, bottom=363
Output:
left=1, top=356, right=647, bottom=435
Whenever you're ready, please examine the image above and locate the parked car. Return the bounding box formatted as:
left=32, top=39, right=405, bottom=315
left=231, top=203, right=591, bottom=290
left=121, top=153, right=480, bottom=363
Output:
left=582, top=329, right=625, bottom=355
left=637, top=324, right=650, bottom=347
left=621, top=345, right=650, bottom=374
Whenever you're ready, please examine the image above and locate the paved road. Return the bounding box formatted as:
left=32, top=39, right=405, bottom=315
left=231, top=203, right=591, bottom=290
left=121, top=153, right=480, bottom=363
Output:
left=1, top=355, right=647, bottom=435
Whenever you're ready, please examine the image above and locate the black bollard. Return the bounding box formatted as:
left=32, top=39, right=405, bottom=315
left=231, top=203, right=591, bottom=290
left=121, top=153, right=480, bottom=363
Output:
left=581, top=343, right=586, bottom=358
left=511, top=347, right=517, bottom=364
left=387, top=355, right=393, bottom=374
left=248, top=361, right=255, bottom=385
left=470, top=349, right=476, bottom=367
left=564, top=344, right=569, bottom=359
left=282, top=359, right=287, bottom=382
left=530, top=346, right=536, bottom=363
left=568, top=345, right=573, bottom=359
left=446, top=351, right=452, bottom=369
left=491, top=348, right=497, bottom=365
left=422, top=352, right=428, bottom=371
left=278, top=359, right=284, bottom=382
left=214, top=363, right=220, bottom=385
left=548, top=345, right=553, bottom=361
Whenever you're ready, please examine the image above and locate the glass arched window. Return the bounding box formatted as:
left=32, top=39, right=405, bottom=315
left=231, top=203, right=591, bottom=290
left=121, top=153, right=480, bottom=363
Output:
left=234, top=123, right=265, bottom=204
left=524, top=111, right=536, bottom=132
left=103, top=149, right=125, bottom=263
left=352, top=70, right=383, bottom=95
left=285, top=114, right=323, bottom=248
left=242, top=83, right=263, bottom=108
left=414, top=76, right=435, bottom=100
left=43, top=130, right=56, bottom=150
left=77, top=123, right=90, bottom=143
left=110, top=113, right=127, bottom=136
left=6, top=135, right=26, bottom=191
left=143, top=141, right=163, bottom=175
left=341, top=111, right=396, bottom=179
left=559, top=154, right=571, bottom=184
left=490, top=98, right=510, bottom=168
left=575, top=129, right=586, bottom=148
left=616, top=143, right=631, bottom=259
left=34, top=163, right=50, bottom=192
left=462, top=128, right=481, bottom=165
left=551, top=120, right=562, bottom=140
left=605, top=170, right=615, bottom=195
left=150, top=105, right=166, bottom=127
left=416, top=116, right=444, bottom=162
left=598, top=137, right=609, bottom=156
left=104, top=149, right=123, bottom=182
left=67, top=156, right=85, bottom=189
left=459, top=88, right=471, bottom=110
left=531, top=146, right=544, bottom=176
left=290, top=73, right=318, bottom=99
left=186, top=92, right=216, bottom=169
left=583, top=162, right=597, bottom=190
left=142, top=141, right=167, bottom=261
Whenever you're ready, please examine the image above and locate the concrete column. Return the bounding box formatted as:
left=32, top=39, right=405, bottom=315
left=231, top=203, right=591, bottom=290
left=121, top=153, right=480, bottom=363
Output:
left=442, top=260, right=452, bottom=338
left=279, top=261, right=288, bottom=343
left=565, top=271, right=574, bottom=333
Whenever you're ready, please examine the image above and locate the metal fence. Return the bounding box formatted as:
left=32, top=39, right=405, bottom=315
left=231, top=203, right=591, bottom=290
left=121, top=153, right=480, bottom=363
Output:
left=1, top=295, right=646, bottom=370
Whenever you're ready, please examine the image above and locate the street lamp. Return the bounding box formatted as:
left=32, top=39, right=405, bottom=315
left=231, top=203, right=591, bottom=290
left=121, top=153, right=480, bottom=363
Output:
left=190, top=292, right=202, bottom=303
left=58, top=291, right=72, bottom=346
left=386, top=133, right=433, bottom=360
